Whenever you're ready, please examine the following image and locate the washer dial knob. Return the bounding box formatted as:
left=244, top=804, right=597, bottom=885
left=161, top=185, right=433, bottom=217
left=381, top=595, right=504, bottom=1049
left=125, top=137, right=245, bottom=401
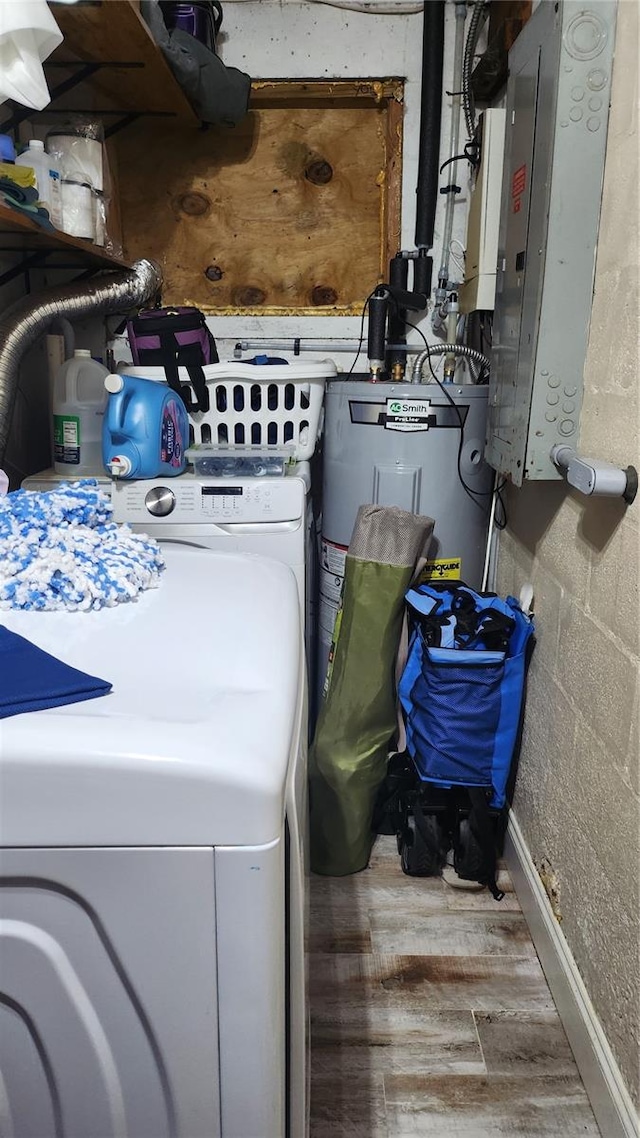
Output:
left=145, top=486, right=176, bottom=517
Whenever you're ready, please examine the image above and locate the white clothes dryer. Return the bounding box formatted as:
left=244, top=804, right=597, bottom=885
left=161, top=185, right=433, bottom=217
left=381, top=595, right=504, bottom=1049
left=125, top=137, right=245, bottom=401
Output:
left=0, top=548, right=308, bottom=1138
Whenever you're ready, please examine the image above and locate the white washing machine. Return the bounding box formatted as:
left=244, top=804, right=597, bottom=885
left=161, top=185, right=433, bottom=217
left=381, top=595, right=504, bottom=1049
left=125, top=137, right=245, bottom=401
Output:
left=0, top=546, right=308, bottom=1138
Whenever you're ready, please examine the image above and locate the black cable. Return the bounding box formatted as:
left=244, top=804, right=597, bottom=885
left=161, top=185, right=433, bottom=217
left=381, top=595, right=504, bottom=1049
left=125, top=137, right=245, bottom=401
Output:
left=405, top=317, right=499, bottom=513
left=494, top=480, right=508, bottom=530
left=439, top=151, right=471, bottom=175
left=348, top=291, right=375, bottom=376
left=463, top=1, right=487, bottom=143
left=426, top=349, right=490, bottom=511
left=464, top=139, right=480, bottom=168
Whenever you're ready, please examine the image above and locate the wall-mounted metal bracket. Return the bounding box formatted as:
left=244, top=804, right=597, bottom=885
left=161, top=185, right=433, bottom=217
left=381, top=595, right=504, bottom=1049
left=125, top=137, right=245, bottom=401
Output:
left=0, top=251, right=51, bottom=289
left=2, top=104, right=173, bottom=141
left=0, top=253, right=103, bottom=289
left=0, top=62, right=144, bottom=133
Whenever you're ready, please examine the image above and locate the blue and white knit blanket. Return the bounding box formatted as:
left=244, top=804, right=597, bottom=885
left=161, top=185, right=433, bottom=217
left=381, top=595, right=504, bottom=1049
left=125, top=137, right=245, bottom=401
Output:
left=0, top=481, right=165, bottom=611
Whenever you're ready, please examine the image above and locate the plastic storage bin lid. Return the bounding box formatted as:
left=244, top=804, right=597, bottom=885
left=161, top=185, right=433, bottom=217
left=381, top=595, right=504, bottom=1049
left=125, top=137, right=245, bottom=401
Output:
left=186, top=444, right=296, bottom=478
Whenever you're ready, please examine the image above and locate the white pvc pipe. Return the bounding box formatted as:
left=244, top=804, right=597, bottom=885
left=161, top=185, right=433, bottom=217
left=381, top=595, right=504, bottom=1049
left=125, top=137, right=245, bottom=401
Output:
left=312, top=0, right=423, bottom=11
left=437, top=1, right=467, bottom=287
left=234, top=339, right=425, bottom=355
left=481, top=473, right=498, bottom=592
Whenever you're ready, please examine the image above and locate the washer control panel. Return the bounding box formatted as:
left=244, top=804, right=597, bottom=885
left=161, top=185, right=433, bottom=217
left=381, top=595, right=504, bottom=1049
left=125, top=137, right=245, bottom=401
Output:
left=112, top=474, right=305, bottom=525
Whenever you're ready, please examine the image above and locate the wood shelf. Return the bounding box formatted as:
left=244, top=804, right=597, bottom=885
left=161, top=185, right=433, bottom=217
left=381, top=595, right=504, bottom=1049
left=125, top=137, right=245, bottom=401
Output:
left=0, top=1, right=200, bottom=277
left=49, top=0, right=198, bottom=122
left=0, top=202, right=128, bottom=269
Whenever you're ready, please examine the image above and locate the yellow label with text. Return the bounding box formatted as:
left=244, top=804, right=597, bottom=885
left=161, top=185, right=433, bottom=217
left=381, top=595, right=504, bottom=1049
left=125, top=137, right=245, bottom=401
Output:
left=419, top=557, right=462, bottom=582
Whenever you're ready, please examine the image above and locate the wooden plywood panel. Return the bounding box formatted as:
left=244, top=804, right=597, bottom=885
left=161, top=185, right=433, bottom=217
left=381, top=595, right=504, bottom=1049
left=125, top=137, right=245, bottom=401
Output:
left=116, top=82, right=403, bottom=313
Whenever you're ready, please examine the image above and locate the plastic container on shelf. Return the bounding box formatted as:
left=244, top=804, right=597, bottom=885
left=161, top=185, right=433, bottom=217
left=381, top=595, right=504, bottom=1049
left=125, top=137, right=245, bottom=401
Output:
left=0, top=134, right=16, bottom=162
left=59, top=180, right=94, bottom=239
left=46, top=129, right=103, bottom=192
left=15, top=140, right=63, bottom=228
left=47, top=125, right=104, bottom=241
left=53, top=350, right=109, bottom=475
left=103, top=373, right=189, bottom=480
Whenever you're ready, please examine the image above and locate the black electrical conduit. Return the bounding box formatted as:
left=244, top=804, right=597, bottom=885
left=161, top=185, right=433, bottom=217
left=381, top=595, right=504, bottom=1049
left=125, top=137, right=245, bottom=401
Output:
left=462, top=0, right=487, bottom=145
left=413, top=0, right=445, bottom=298
left=386, top=252, right=409, bottom=373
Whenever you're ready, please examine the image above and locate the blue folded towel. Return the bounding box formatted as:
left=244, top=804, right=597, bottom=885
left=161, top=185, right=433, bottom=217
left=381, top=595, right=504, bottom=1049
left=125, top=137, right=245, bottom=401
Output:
left=0, top=625, right=111, bottom=719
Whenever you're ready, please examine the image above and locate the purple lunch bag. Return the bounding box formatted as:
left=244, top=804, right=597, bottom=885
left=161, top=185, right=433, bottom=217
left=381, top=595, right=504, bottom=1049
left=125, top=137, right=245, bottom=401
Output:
left=127, top=306, right=218, bottom=414
left=159, top=2, right=223, bottom=52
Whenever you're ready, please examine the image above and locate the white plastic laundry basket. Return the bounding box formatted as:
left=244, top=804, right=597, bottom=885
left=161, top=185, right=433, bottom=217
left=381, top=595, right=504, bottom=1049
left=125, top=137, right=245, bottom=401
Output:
left=123, top=361, right=336, bottom=462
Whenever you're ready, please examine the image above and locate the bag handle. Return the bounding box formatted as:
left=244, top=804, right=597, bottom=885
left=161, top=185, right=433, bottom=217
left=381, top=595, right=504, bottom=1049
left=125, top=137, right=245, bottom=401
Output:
left=184, top=363, right=210, bottom=414
left=152, top=330, right=211, bottom=414
left=156, top=330, right=196, bottom=411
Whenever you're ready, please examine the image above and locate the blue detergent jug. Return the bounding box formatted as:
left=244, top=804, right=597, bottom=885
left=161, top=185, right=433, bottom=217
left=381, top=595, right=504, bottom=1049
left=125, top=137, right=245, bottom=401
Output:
left=102, top=373, right=189, bottom=479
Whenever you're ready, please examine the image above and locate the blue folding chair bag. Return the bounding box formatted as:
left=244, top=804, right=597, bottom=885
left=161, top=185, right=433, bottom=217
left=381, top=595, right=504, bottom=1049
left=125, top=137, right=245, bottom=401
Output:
left=407, top=645, right=505, bottom=793
left=399, top=583, right=534, bottom=809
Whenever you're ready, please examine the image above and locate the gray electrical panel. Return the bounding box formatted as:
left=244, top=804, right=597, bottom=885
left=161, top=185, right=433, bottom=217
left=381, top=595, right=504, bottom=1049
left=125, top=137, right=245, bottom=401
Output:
left=486, top=0, right=617, bottom=483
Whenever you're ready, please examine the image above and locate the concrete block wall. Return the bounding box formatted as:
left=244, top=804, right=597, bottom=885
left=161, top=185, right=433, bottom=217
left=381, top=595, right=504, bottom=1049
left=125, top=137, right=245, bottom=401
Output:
left=496, top=0, right=639, bottom=1107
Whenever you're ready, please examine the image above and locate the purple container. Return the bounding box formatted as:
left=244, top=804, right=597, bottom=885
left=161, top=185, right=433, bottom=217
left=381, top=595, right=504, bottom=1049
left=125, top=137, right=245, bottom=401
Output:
left=159, top=2, right=222, bottom=51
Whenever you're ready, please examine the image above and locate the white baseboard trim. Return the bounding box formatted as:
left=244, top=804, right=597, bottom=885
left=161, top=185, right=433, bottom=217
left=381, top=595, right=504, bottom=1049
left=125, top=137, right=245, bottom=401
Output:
left=505, top=812, right=640, bottom=1138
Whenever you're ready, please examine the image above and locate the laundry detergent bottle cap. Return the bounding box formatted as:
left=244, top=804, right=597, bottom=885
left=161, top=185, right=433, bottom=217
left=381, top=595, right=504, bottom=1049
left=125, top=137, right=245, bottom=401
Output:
left=102, top=372, right=188, bottom=480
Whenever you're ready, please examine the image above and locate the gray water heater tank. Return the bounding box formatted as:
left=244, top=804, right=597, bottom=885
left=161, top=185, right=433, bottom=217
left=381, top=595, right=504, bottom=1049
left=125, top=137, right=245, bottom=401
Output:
left=318, top=380, right=492, bottom=687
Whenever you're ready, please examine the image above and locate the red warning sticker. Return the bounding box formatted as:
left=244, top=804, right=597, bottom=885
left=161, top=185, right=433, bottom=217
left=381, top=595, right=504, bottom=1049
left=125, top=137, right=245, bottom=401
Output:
left=512, top=163, right=527, bottom=213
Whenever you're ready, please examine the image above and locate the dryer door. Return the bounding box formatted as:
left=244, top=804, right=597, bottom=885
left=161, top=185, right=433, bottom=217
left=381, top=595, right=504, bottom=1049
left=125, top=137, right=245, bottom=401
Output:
left=0, top=847, right=220, bottom=1138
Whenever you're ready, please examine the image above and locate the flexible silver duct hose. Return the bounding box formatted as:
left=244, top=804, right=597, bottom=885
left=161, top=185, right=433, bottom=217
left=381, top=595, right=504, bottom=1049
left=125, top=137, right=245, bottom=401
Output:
left=0, top=258, right=162, bottom=466
left=462, top=0, right=486, bottom=143
left=411, top=343, right=490, bottom=383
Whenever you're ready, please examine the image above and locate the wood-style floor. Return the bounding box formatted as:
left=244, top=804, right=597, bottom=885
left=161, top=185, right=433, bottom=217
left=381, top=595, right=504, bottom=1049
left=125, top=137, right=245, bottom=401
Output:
left=309, top=836, right=600, bottom=1137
